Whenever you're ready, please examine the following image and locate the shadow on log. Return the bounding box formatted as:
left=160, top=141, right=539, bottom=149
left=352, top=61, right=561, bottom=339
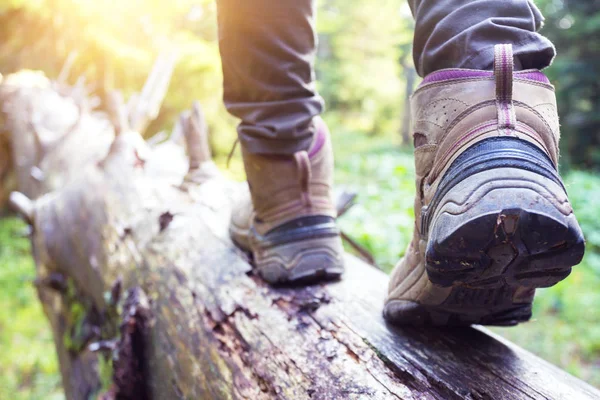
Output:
left=1, top=61, right=599, bottom=400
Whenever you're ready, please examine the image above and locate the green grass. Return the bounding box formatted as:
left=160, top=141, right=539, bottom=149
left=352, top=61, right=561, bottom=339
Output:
left=0, top=217, right=64, bottom=400
left=1, top=130, right=599, bottom=395
left=333, top=131, right=416, bottom=271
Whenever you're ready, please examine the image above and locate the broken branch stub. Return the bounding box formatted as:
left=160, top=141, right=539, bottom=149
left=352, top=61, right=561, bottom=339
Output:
left=184, top=101, right=211, bottom=170
left=57, top=51, right=79, bottom=84
left=128, top=52, right=177, bottom=135
left=9, top=191, right=34, bottom=224
left=180, top=103, right=220, bottom=186
left=107, top=91, right=130, bottom=135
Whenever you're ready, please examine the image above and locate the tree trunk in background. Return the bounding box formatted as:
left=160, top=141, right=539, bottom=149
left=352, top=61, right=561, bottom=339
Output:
left=0, top=119, right=14, bottom=210
left=400, top=65, right=416, bottom=146
left=2, top=65, right=600, bottom=400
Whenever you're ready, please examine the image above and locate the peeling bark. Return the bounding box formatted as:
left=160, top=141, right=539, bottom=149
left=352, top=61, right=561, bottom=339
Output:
left=2, top=68, right=600, bottom=400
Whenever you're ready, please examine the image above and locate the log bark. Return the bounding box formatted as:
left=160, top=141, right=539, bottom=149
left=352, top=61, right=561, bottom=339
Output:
left=2, top=68, right=600, bottom=400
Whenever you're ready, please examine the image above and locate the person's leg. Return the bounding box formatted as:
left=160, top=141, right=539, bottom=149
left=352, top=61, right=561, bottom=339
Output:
left=216, top=0, right=322, bottom=155
left=217, top=0, right=344, bottom=284
left=385, top=3, right=585, bottom=326
left=408, top=0, right=555, bottom=75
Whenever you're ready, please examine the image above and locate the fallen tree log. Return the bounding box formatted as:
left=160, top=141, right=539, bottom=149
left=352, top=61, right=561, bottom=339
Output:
left=2, top=67, right=600, bottom=400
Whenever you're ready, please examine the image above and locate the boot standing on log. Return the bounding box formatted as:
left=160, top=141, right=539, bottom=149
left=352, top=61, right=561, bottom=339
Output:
left=218, top=0, right=345, bottom=284
left=217, top=0, right=585, bottom=324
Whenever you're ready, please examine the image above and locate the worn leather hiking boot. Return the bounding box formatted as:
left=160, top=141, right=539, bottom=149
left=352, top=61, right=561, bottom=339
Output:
left=230, top=118, right=344, bottom=284
left=384, top=44, right=585, bottom=326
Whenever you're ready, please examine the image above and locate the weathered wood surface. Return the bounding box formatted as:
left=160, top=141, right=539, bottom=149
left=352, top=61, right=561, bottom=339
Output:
left=2, top=68, right=600, bottom=400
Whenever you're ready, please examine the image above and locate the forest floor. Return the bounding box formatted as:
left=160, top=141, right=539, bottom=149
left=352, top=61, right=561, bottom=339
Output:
left=1, top=131, right=599, bottom=399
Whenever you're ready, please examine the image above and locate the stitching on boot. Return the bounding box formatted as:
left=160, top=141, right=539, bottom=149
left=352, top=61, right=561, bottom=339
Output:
left=514, top=100, right=560, bottom=157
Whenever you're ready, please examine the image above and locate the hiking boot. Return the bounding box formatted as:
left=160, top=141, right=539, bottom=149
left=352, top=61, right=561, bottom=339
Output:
left=384, top=44, right=585, bottom=326
left=230, top=118, right=344, bottom=284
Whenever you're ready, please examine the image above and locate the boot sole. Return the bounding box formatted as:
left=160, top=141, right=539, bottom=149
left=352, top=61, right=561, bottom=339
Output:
left=253, top=235, right=345, bottom=284
left=387, top=168, right=585, bottom=326
left=230, top=219, right=344, bottom=285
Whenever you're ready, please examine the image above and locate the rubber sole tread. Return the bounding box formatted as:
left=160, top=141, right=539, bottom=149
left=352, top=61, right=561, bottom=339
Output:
left=388, top=207, right=585, bottom=326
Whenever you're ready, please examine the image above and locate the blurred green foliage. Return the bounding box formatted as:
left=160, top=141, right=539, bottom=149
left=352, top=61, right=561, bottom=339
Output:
left=535, top=0, right=600, bottom=169
left=0, top=218, right=63, bottom=400
left=332, top=131, right=415, bottom=269
left=316, top=0, right=413, bottom=136
left=1, top=0, right=600, bottom=397
left=0, top=0, right=415, bottom=155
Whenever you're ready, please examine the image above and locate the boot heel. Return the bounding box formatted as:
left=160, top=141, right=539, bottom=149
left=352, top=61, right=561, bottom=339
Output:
left=425, top=168, right=585, bottom=289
